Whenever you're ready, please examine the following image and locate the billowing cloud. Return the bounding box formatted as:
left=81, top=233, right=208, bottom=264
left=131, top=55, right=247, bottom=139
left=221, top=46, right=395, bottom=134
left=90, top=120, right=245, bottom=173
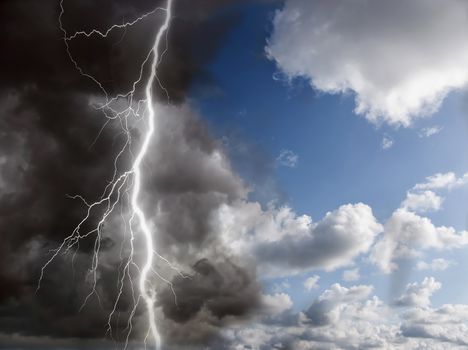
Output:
left=221, top=278, right=468, bottom=349
left=217, top=202, right=382, bottom=277
left=395, top=277, right=441, bottom=307
left=266, top=0, right=468, bottom=126
left=413, top=171, right=468, bottom=191
left=303, top=275, right=320, bottom=291
left=261, top=293, right=293, bottom=316
left=401, top=190, right=443, bottom=213
left=401, top=303, right=468, bottom=347
left=304, top=283, right=373, bottom=326
left=370, top=208, right=468, bottom=273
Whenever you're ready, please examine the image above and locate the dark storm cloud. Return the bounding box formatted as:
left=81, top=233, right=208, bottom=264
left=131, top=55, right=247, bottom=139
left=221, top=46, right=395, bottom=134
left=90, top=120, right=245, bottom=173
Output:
left=140, top=105, right=261, bottom=347
left=0, top=0, right=245, bottom=101
left=0, top=0, right=261, bottom=347
left=160, top=259, right=259, bottom=323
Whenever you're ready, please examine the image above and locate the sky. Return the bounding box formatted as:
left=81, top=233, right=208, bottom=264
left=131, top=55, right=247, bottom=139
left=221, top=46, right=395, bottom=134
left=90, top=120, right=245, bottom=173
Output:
left=2, top=0, right=468, bottom=349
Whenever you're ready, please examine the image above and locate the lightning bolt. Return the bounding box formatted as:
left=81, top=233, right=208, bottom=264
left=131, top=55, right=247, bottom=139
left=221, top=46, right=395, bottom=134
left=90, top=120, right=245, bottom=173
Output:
left=36, top=0, right=178, bottom=349
left=133, top=1, right=173, bottom=347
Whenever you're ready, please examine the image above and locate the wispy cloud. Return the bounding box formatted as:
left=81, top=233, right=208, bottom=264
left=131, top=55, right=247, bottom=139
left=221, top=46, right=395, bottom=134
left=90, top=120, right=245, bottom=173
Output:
left=419, top=126, right=443, bottom=138
left=276, top=149, right=298, bottom=168
left=381, top=136, right=394, bottom=150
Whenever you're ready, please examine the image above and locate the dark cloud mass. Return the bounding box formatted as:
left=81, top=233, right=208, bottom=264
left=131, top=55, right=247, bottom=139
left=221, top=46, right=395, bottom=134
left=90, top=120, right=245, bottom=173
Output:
left=0, top=0, right=260, bottom=348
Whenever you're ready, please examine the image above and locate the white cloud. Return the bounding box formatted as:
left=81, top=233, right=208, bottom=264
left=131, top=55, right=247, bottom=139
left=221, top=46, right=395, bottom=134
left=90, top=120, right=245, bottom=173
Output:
left=342, top=268, right=360, bottom=282
left=381, top=136, right=394, bottom=150
left=369, top=171, right=468, bottom=272
left=218, top=201, right=382, bottom=277
left=261, top=293, right=293, bottom=316
left=419, top=126, right=443, bottom=138
left=303, top=275, right=320, bottom=291
left=276, top=149, right=298, bottom=168
left=222, top=278, right=468, bottom=349
left=266, top=0, right=468, bottom=126
left=416, top=258, right=455, bottom=271
left=401, top=190, right=443, bottom=213
left=395, top=277, right=441, bottom=307
left=255, top=203, right=382, bottom=275
left=413, top=171, right=468, bottom=191
left=401, top=303, right=468, bottom=347
left=304, top=283, right=374, bottom=326
left=370, top=208, right=468, bottom=273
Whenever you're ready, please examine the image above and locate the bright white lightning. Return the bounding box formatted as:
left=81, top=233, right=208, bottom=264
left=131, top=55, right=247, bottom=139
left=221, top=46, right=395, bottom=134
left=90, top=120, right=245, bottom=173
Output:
left=37, top=0, right=177, bottom=349
left=133, top=0, right=173, bottom=347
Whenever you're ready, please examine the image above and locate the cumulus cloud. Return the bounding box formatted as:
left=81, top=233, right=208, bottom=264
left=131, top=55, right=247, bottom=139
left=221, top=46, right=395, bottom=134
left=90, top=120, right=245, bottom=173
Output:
left=266, top=0, right=468, bottom=126
left=222, top=279, right=468, bottom=349
left=304, top=283, right=373, bottom=326
left=303, top=275, right=320, bottom=291
left=401, top=303, right=468, bottom=347
left=261, top=293, right=293, bottom=316
left=218, top=202, right=382, bottom=277
left=401, top=190, right=443, bottom=213
left=413, top=171, right=468, bottom=191
left=395, top=277, right=441, bottom=307
left=223, top=282, right=396, bottom=349
left=370, top=208, right=468, bottom=273
left=368, top=170, right=468, bottom=273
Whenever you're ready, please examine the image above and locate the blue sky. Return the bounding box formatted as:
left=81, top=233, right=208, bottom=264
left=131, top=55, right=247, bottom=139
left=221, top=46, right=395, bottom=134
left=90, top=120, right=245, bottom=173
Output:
left=187, top=0, right=468, bottom=342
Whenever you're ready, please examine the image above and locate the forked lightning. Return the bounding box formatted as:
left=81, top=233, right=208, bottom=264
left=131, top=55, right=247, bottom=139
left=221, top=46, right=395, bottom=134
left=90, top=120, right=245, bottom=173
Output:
left=37, top=1, right=176, bottom=349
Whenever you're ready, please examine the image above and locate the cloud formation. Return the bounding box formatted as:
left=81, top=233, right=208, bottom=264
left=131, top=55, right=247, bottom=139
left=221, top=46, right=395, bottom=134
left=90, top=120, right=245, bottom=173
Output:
left=276, top=149, right=298, bottom=168
left=266, top=0, right=468, bottom=126
left=401, top=190, right=443, bottom=213
left=218, top=202, right=382, bottom=277
left=395, top=277, right=441, bottom=307
left=221, top=277, right=468, bottom=349
left=370, top=208, right=468, bottom=273
left=416, top=258, right=455, bottom=272
left=419, top=126, right=443, bottom=138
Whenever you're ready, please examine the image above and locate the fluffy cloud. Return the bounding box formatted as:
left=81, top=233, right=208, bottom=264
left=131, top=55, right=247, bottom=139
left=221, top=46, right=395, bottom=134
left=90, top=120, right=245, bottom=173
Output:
left=304, top=283, right=373, bottom=326
left=218, top=202, right=382, bottom=276
left=261, top=293, right=293, bottom=316
left=401, top=303, right=468, bottom=347
left=413, top=172, right=468, bottom=191
left=266, top=0, right=468, bottom=126
left=222, top=278, right=468, bottom=349
left=401, top=190, right=443, bottom=213
left=395, top=277, right=441, bottom=307
left=370, top=208, right=468, bottom=273
left=303, top=275, right=320, bottom=291
left=368, top=171, right=468, bottom=273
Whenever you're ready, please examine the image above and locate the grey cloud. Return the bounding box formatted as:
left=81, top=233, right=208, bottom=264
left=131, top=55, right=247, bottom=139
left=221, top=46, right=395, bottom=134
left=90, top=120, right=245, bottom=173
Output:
left=0, top=0, right=263, bottom=347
